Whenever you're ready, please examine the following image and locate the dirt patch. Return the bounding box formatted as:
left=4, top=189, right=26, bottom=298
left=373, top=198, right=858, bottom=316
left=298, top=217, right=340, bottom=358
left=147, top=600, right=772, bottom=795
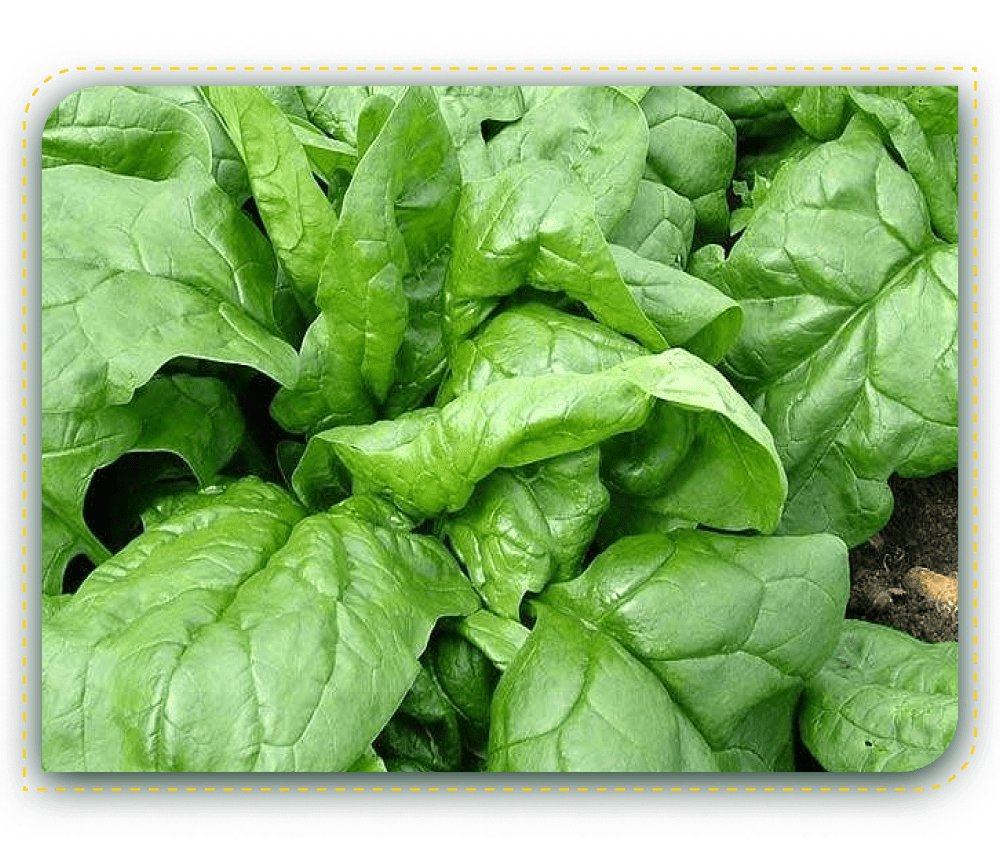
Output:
left=847, top=469, right=959, bottom=643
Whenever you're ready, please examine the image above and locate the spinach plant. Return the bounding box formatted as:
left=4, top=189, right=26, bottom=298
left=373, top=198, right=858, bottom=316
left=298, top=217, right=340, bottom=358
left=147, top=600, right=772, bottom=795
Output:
left=41, top=83, right=959, bottom=773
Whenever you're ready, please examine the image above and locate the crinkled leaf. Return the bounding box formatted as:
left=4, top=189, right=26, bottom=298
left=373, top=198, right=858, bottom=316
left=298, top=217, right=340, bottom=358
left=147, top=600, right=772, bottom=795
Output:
left=847, top=87, right=958, bottom=243
left=700, top=117, right=958, bottom=546
left=43, top=480, right=477, bottom=771
left=443, top=160, right=665, bottom=352
left=42, top=375, right=245, bottom=594
left=488, top=86, right=648, bottom=232
left=696, top=86, right=793, bottom=139
left=438, top=302, right=643, bottom=404
left=43, top=86, right=212, bottom=180
left=295, top=348, right=785, bottom=531
left=641, top=87, right=736, bottom=241
left=489, top=530, right=849, bottom=771
left=432, top=86, right=526, bottom=181
left=438, top=303, right=779, bottom=535
left=129, top=85, right=251, bottom=203
left=800, top=620, right=958, bottom=772
left=608, top=179, right=696, bottom=270
left=443, top=448, right=609, bottom=619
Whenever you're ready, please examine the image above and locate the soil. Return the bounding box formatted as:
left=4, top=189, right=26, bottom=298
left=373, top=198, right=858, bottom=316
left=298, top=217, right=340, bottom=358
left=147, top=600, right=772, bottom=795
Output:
left=847, top=469, right=959, bottom=643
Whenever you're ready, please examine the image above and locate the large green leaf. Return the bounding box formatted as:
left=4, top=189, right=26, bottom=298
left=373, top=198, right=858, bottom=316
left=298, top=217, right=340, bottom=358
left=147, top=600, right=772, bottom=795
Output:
left=41, top=375, right=245, bottom=595
left=698, top=117, right=958, bottom=547
left=42, top=153, right=296, bottom=592
left=294, top=347, right=785, bottom=531
left=271, top=86, right=463, bottom=433
left=42, top=480, right=477, bottom=771
left=438, top=303, right=774, bottom=537
left=800, top=620, right=958, bottom=772
left=488, top=530, right=849, bottom=771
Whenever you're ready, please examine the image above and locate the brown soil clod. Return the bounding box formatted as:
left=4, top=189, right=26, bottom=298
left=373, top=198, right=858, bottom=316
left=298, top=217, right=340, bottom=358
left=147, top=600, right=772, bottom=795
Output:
left=903, top=567, right=958, bottom=607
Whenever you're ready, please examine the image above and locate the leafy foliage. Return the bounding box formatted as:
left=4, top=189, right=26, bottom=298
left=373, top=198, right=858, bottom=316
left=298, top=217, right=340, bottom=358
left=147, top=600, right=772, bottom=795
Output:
left=41, top=84, right=959, bottom=773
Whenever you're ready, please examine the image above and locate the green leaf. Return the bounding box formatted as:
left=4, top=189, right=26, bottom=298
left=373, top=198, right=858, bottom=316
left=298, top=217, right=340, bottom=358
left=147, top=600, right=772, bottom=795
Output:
left=437, top=303, right=781, bottom=536
left=443, top=160, right=665, bottom=352
left=608, top=179, right=696, bottom=269
left=128, top=85, right=251, bottom=203
left=206, top=86, right=338, bottom=308
left=488, top=530, right=849, bottom=771
left=800, top=620, right=958, bottom=772
left=295, top=348, right=785, bottom=531
left=487, top=86, right=648, bottom=232
left=610, top=244, right=742, bottom=364
left=443, top=448, right=609, bottom=618
left=846, top=87, right=958, bottom=243
left=438, top=302, right=643, bottom=405
left=695, top=86, right=793, bottom=139
left=641, top=87, right=736, bottom=241
left=42, top=375, right=245, bottom=595
left=286, top=115, right=358, bottom=180
left=271, top=86, right=462, bottom=433
left=433, top=86, right=526, bottom=180
left=455, top=610, right=530, bottom=673
left=777, top=86, right=851, bottom=140
left=43, top=86, right=212, bottom=180
left=703, top=117, right=958, bottom=546
left=42, top=480, right=477, bottom=771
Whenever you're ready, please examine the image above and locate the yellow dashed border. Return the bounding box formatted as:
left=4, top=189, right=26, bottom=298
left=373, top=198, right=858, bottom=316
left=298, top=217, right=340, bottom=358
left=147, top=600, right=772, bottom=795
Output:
left=21, top=64, right=978, bottom=794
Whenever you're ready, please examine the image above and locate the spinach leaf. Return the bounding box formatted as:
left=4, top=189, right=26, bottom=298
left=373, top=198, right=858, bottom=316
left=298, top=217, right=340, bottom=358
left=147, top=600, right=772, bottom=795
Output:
left=487, top=86, right=648, bottom=232
left=698, top=117, right=958, bottom=547
left=800, top=620, right=958, bottom=772
left=489, top=530, right=849, bottom=771
left=43, top=86, right=212, bottom=180
left=43, top=479, right=477, bottom=771
left=206, top=85, right=338, bottom=309
left=443, top=160, right=665, bottom=352
left=295, top=349, right=785, bottom=530
left=641, top=87, right=737, bottom=242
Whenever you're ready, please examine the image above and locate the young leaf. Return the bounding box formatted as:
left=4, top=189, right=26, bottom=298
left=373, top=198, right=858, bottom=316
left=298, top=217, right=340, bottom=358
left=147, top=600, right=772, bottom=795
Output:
left=206, top=85, right=338, bottom=309
left=443, top=448, right=609, bottom=619
left=487, top=86, right=648, bottom=232
left=271, top=86, right=462, bottom=433
left=641, top=87, right=737, bottom=242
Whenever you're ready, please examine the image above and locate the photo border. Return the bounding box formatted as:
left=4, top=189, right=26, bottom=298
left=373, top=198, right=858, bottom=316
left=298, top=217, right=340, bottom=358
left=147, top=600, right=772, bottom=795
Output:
left=0, top=41, right=1000, bottom=828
